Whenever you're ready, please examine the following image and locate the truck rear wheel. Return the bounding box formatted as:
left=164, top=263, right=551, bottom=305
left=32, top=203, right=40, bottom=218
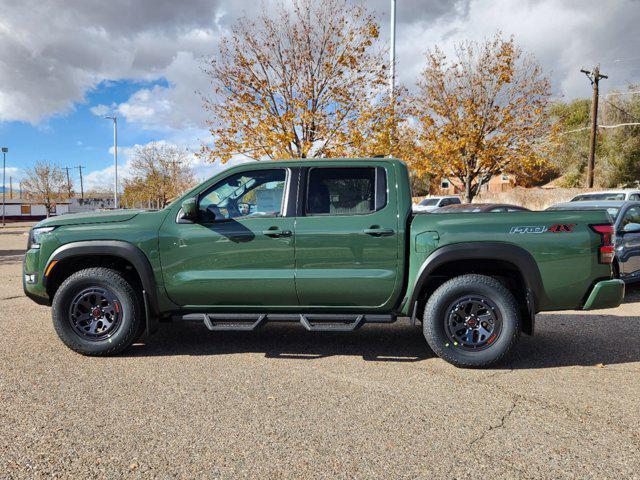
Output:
left=51, top=267, right=144, bottom=356
left=423, top=274, right=521, bottom=368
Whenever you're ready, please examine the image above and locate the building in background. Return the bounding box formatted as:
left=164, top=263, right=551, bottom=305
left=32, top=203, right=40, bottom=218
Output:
left=437, top=173, right=515, bottom=195
left=1, top=198, right=70, bottom=220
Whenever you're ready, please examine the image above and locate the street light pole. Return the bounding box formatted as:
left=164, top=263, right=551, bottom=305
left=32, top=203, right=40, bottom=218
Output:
left=104, top=115, right=119, bottom=209
left=2, top=147, right=8, bottom=227
left=389, top=0, right=396, bottom=103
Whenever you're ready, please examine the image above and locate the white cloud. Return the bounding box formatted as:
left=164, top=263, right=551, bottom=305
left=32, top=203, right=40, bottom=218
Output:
left=389, top=0, right=640, bottom=99
left=89, top=104, right=113, bottom=117
left=1, top=0, right=638, bottom=127
left=114, top=51, right=212, bottom=132
left=82, top=140, right=243, bottom=192
left=0, top=0, right=227, bottom=123
left=2, top=0, right=634, bottom=192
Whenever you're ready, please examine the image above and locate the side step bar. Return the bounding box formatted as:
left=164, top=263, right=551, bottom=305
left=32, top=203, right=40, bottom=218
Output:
left=174, top=313, right=396, bottom=332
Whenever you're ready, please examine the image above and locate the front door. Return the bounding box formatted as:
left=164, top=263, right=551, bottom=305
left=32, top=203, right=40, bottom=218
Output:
left=293, top=165, right=401, bottom=309
left=159, top=168, right=297, bottom=308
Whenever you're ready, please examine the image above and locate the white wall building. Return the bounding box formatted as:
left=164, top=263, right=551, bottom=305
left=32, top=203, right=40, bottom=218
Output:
left=0, top=198, right=70, bottom=220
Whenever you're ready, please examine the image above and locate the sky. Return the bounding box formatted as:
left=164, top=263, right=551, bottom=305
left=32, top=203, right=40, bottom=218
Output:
left=0, top=0, right=639, bottom=192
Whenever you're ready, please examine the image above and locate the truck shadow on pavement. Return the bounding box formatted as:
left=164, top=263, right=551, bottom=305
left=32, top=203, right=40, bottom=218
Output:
left=127, top=304, right=640, bottom=370
left=129, top=321, right=433, bottom=363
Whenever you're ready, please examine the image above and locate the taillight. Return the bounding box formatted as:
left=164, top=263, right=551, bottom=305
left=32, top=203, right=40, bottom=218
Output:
left=590, top=224, right=615, bottom=264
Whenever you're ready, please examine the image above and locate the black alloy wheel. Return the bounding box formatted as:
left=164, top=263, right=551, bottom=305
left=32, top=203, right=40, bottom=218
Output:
left=69, top=286, right=122, bottom=341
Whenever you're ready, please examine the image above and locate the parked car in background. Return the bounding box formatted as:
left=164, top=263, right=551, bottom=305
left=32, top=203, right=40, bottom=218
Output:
left=547, top=200, right=640, bottom=283
left=570, top=190, right=640, bottom=202
left=434, top=203, right=529, bottom=213
left=413, top=195, right=461, bottom=213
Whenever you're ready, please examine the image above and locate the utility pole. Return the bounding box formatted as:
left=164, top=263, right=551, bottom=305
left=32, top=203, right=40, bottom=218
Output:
left=9, top=176, right=12, bottom=199
left=388, top=0, right=397, bottom=158
left=75, top=165, right=84, bottom=203
left=581, top=65, right=608, bottom=188
left=64, top=167, right=73, bottom=198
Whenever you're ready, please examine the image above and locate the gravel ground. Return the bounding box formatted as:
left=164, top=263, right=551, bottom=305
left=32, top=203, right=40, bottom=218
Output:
left=1, top=227, right=639, bottom=479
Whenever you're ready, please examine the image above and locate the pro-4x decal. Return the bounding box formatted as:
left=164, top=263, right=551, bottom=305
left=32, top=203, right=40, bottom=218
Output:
left=510, top=224, right=576, bottom=234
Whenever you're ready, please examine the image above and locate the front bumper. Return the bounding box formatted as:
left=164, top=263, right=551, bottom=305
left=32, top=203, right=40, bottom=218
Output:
left=22, top=250, right=50, bottom=305
left=582, top=279, right=625, bottom=310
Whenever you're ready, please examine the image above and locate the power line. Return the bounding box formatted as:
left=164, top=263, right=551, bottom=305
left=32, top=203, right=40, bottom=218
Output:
left=612, top=55, right=640, bottom=63
left=559, top=122, right=640, bottom=135
left=605, top=90, right=640, bottom=97
left=601, top=97, right=640, bottom=122
left=599, top=122, right=640, bottom=129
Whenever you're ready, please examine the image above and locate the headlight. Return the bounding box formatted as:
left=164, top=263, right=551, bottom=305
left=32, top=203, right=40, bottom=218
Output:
left=29, top=226, right=56, bottom=249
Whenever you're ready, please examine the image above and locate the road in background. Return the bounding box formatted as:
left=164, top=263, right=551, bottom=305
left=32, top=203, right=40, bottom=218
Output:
left=1, top=227, right=638, bottom=478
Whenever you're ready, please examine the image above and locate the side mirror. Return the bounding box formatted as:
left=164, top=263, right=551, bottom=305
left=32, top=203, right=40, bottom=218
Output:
left=181, top=198, right=198, bottom=220
left=622, top=222, right=640, bottom=234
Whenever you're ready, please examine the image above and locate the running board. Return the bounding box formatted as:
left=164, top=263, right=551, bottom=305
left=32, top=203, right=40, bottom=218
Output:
left=174, top=313, right=396, bottom=332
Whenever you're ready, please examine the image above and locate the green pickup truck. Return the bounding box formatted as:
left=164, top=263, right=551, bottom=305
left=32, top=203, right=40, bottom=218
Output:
left=23, top=158, right=625, bottom=367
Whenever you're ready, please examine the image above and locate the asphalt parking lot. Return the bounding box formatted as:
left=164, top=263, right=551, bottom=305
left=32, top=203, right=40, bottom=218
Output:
left=1, top=226, right=639, bottom=479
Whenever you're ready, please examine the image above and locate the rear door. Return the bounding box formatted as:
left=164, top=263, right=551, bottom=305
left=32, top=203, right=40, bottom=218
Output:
left=293, top=164, right=401, bottom=309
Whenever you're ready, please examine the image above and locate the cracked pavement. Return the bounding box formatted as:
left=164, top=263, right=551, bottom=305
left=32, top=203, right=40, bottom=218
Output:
left=1, top=227, right=639, bottom=479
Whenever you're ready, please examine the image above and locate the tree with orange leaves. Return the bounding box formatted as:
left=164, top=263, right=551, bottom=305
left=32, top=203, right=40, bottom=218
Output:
left=202, top=0, right=404, bottom=162
left=412, top=34, right=556, bottom=202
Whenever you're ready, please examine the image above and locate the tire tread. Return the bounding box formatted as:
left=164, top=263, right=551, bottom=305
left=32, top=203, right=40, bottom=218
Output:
left=423, top=274, right=520, bottom=368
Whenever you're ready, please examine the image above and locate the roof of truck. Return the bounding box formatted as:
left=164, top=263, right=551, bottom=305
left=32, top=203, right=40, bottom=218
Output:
left=234, top=157, right=405, bottom=167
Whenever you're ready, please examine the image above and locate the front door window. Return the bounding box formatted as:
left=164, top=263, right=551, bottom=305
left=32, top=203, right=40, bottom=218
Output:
left=199, top=169, right=287, bottom=222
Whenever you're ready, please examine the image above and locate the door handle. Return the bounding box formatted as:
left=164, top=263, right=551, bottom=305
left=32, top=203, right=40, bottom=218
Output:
left=363, top=227, right=395, bottom=237
left=262, top=227, right=292, bottom=238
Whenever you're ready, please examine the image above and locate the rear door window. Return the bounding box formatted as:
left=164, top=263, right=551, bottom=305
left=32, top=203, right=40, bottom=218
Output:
left=306, top=167, right=386, bottom=216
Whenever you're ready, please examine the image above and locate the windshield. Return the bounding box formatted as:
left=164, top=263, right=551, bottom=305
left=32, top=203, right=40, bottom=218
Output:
left=571, top=193, right=625, bottom=201
left=419, top=198, right=440, bottom=206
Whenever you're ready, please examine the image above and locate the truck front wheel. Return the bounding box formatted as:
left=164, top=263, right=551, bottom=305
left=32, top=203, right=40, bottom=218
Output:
left=51, top=267, right=144, bottom=356
left=423, top=274, right=521, bottom=368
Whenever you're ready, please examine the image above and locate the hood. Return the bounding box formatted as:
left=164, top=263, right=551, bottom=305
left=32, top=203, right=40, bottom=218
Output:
left=35, top=209, right=143, bottom=228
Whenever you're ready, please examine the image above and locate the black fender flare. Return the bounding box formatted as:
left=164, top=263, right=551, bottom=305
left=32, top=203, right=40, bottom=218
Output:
left=43, top=240, right=161, bottom=333
left=407, top=242, right=546, bottom=320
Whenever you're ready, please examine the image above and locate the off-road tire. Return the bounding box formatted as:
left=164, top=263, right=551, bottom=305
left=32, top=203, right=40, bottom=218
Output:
left=423, top=274, right=521, bottom=368
left=52, top=267, right=143, bottom=356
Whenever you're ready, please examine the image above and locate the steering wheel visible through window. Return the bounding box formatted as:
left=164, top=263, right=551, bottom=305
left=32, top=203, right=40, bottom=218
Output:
left=198, top=169, right=287, bottom=222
